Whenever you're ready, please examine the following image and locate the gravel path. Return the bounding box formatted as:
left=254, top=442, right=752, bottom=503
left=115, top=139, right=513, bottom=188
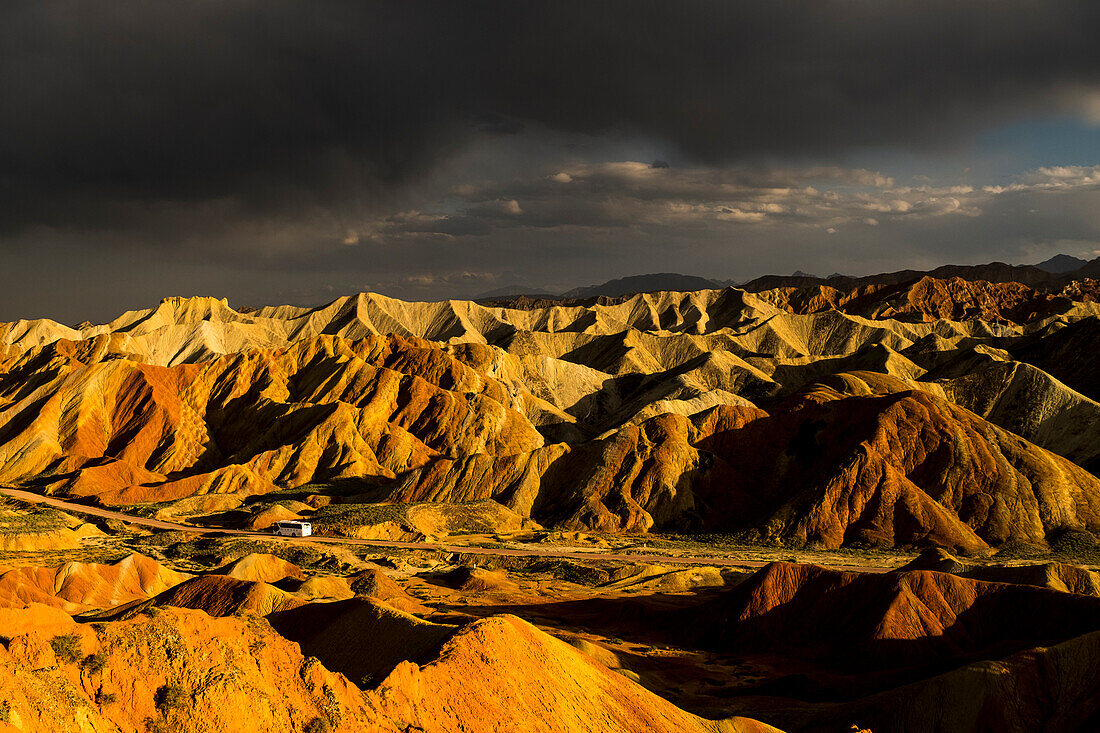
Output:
left=1, top=487, right=892, bottom=573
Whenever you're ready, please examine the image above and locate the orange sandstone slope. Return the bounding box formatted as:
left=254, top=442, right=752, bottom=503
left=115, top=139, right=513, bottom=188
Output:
left=1, top=323, right=1097, bottom=549
left=0, top=333, right=547, bottom=505
left=744, top=373, right=1100, bottom=550
left=0, top=553, right=191, bottom=614
left=0, top=288, right=1099, bottom=549
left=213, top=552, right=306, bottom=583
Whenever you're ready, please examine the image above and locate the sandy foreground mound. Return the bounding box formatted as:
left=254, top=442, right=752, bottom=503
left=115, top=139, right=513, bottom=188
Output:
left=3, top=546, right=1100, bottom=732
left=899, top=547, right=1100, bottom=595
left=269, top=596, right=456, bottom=684
left=347, top=568, right=428, bottom=614
left=696, top=562, right=1100, bottom=666
left=0, top=551, right=411, bottom=618
left=0, top=604, right=386, bottom=733
left=130, top=574, right=307, bottom=617
left=685, top=562, right=1100, bottom=732
left=369, top=613, right=778, bottom=733
left=0, top=601, right=778, bottom=733
left=214, top=552, right=305, bottom=583
left=963, top=562, right=1100, bottom=595
left=776, top=629, right=1100, bottom=733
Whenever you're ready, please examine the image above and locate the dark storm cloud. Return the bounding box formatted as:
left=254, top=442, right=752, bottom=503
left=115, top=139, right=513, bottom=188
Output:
left=2, top=0, right=1100, bottom=236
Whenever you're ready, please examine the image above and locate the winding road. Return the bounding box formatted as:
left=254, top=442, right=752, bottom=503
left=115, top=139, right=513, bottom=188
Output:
left=0, top=487, right=892, bottom=573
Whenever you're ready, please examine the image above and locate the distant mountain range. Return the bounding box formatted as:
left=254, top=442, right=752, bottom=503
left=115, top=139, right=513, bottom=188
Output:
left=473, top=285, right=557, bottom=299
left=476, top=273, right=727, bottom=303
left=476, top=255, right=1100, bottom=305
left=560, top=273, right=725, bottom=299
left=1034, top=254, right=1089, bottom=273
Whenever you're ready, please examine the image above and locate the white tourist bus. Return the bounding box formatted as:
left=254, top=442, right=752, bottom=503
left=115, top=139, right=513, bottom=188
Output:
left=272, top=520, right=312, bottom=537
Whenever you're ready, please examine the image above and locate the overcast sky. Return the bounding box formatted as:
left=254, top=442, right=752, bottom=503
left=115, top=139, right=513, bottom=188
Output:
left=2, top=1, right=1100, bottom=323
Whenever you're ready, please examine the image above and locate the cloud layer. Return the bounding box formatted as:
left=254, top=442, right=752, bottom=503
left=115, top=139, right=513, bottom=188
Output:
left=4, top=2, right=1100, bottom=231
left=1, top=2, right=1100, bottom=320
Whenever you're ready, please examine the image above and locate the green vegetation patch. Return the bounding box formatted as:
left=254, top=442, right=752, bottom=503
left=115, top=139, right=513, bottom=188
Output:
left=444, top=553, right=619, bottom=585
left=127, top=533, right=356, bottom=573
left=127, top=530, right=206, bottom=549
left=1049, top=528, right=1100, bottom=565
left=308, top=502, right=409, bottom=535
left=646, top=531, right=907, bottom=565
left=0, top=504, right=73, bottom=535
left=519, top=559, right=614, bottom=586
left=644, top=530, right=779, bottom=551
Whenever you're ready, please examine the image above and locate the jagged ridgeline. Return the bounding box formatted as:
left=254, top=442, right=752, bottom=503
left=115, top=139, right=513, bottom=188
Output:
left=4, top=276, right=1100, bottom=551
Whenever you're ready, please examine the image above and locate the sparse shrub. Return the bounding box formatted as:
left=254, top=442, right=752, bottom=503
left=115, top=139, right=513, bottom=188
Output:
left=144, top=716, right=171, bottom=733
left=81, top=652, right=107, bottom=674
left=100, top=518, right=128, bottom=534
left=300, top=656, right=323, bottom=681
left=154, top=683, right=188, bottom=710
left=50, top=633, right=83, bottom=664
left=95, top=690, right=118, bottom=706
left=0, top=700, right=10, bottom=723
left=304, top=717, right=333, bottom=733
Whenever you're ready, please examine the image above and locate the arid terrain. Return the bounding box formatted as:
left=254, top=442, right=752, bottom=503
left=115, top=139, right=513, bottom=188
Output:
left=5, top=263, right=1100, bottom=731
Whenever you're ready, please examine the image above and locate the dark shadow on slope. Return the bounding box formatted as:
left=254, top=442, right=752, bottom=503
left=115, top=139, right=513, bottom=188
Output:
left=268, top=597, right=457, bottom=687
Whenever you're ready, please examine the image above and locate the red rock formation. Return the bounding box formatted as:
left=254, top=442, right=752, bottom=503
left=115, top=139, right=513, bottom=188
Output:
left=395, top=373, right=1100, bottom=549
left=696, top=562, right=1100, bottom=668
left=756, top=276, right=1074, bottom=324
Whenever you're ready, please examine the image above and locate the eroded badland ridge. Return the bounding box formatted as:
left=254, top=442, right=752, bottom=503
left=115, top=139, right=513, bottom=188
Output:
left=5, top=268, right=1100, bottom=730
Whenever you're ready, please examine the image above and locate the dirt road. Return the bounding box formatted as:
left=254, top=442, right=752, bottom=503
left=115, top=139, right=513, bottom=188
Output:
left=0, top=487, right=892, bottom=573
